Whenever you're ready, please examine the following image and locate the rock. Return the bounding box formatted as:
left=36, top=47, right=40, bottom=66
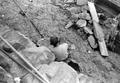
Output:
left=0, top=30, right=36, bottom=49
left=88, top=35, right=98, bottom=49
left=76, top=19, right=87, bottom=27
left=67, top=7, right=81, bottom=14
left=22, top=62, right=98, bottom=83
left=65, top=21, right=73, bottom=29
left=22, top=62, right=78, bottom=83
left=76, top=0, right=88, bottom=6
left=72, top=12, right=91, bottom=21
left=76, top=73, right=96, bottom=83
left=52, top=43, right=69, bottom=60
left=84, top=27, right=93, bottom=34
left=78, top=12, right=91, bottom=20
left=23, top=46, right=55, bottom=66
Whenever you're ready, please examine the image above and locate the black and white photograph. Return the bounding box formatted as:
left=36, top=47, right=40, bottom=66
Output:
left=0, top=0, right=120, bottom=83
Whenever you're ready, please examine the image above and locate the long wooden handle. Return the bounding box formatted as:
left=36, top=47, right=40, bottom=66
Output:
left=0, top=47, right=44, bottom=83
left=93, top=21, right=109, bottom=56
left=88, top=1, right=109, bottom=56
left=99, top=40, right=109, bottom=56
left=0, top=36, right=50, bottom=83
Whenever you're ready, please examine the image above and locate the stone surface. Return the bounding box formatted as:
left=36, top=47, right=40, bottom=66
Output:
left=84, top=27, right=93, bottom=34
left=22, top=62, right=78, bottom=83
left=78, top=12, right=91, bottom=20
left=23, top=46, right=55, bottom=66
left=76, top=19, right=87, bottom=27
left=67, top=7, right=82, bottom=14
left=88, top=35, right=98, bottom=49
left=0, top=30, right=55, bottom=77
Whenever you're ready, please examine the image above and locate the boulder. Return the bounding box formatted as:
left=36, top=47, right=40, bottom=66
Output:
left=23, top=46, right=55, bottom=67
left=78, top=12, right=91, bottom=20
left=22, top=62, right=78, bottom=83
left=67, top=7, right=81, bottom=14
left=88, top=35, right=98, bottom=49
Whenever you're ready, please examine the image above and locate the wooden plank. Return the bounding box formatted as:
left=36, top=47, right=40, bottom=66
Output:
left=88, top=1, right=99, bottom=22
left=88, top=1, right=109, bottom=56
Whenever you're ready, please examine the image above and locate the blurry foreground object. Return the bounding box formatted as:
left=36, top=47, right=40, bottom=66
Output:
left=52, top=43, right=69, bottom=61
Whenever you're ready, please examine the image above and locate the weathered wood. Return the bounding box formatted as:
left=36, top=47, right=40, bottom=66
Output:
left=88, top=1, right=109, bottom=56
left=88, top=2, right=99, bottom=22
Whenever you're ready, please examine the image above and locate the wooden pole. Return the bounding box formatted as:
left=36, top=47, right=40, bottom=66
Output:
left=88, top=1, right=109, bottom=56
left=0, top=36, right=50, bottom=83
left=0, top=47, right=45, bottom=83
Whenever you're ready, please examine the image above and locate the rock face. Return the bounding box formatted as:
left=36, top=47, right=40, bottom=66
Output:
left=49, top=62, right=77, bottom=83
left=22, top=62, right=78, bottom=83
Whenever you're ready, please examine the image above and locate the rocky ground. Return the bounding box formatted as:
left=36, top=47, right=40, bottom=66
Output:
left=0, top=0, right=120, bottom=83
